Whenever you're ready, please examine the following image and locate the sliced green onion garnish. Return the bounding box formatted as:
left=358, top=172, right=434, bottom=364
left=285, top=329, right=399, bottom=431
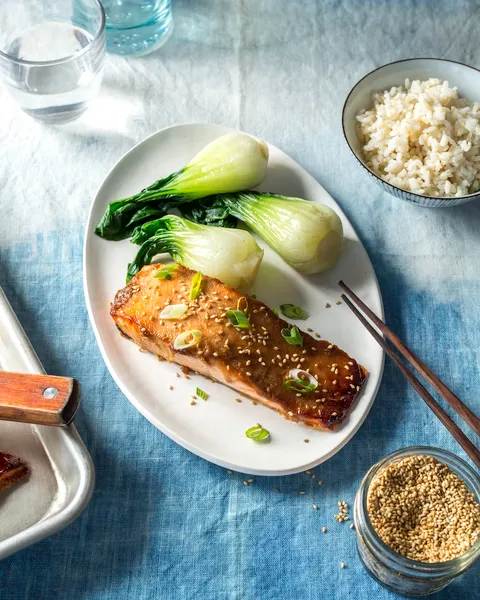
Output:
left=173, top=329, right=202, bottom=350
left=189, top=271, right=203, bottom=301
left=196, top=387, right=208, bottom=400
left=251, top=294, right=257, bottom=299
left=281, top=326, right=303, bottom=346
left=280, top=304, right=309, bottom=320
left=237, top=296, right=248, bottom=313
left=159, top=303, right=187, bottom=320
left=154, top=263, right=178, bottom=280
left=226, top=309, right=250, bottom=328
left=245, top=424, right=270, bottom=442
left=288, top=369, right=318, bottom=390
left=283, top=379, right=316, bottom=393
left=273, top=308, right=279, bottom=316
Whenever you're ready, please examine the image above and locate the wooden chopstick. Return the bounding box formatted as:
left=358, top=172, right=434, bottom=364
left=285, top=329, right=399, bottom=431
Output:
left=339, top=284, right=480, bottom=470
left=339, top=281, right=480, bottom=437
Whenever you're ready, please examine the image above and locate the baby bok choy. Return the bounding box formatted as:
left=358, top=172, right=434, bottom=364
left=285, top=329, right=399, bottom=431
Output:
left=216, top=192, right=344, bottom=274
left=95, top=133, right=269, bottom=241
left=127, top=215, right=264, bottom=288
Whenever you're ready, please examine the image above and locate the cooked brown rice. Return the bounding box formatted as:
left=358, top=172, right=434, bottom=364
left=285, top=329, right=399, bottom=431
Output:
left=356, top=78, right=480, bottom=197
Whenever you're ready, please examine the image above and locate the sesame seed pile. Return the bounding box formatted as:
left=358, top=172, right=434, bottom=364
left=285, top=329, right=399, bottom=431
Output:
left=335, top=500, right=350, bottom=522
left=367, top=454, right=480, bottom=563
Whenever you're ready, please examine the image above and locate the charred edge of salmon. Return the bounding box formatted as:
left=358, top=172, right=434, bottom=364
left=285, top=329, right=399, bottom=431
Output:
left=0, top=453, right=29, bottom=492
left=115, top=324, right=133, bottom=340
left=292, top=366, right=368, bottom=430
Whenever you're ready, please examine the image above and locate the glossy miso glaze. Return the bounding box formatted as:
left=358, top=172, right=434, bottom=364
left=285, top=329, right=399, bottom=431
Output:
left=111, top=264, right=366, bottom=430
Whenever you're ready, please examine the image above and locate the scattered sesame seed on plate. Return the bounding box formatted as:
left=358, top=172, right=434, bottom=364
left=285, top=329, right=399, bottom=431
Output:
left=168, top=385, right=173, bottom=390
left=303, top=439, right=310, bottom=443
left=325, top=303, right=331, bottom=308
left=322, top=527, right=327, bottom=533
left=312, top=504, right=318, bottom=510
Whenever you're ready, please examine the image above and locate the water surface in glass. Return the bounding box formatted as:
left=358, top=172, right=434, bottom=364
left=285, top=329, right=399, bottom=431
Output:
left=0, top=1, right=105, bottom=124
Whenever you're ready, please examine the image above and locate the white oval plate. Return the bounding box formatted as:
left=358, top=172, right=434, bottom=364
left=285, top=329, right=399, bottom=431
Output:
left=84, top=123, right=384, bottom=476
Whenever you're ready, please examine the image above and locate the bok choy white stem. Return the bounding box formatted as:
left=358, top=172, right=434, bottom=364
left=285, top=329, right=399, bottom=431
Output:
left=218, top=192, right=344, bottom=274
left=127, top=215, right=264, bottom=287
left=95, top=133, right=269, bottom=241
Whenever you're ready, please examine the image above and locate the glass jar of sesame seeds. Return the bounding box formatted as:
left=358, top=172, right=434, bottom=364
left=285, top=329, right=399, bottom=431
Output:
left=354, top=447, right=480, bottom=596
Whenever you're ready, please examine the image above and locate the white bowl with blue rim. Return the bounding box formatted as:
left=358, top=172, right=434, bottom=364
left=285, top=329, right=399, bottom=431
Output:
left=342, top=58, right=480, bottom=208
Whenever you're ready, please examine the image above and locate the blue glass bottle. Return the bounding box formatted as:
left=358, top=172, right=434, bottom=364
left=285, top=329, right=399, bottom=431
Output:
left=103, top=0, right=173, bottom=56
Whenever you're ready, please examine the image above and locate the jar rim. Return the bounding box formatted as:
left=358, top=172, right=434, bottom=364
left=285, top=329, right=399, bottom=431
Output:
left=357, top=446, right=480, bottom=575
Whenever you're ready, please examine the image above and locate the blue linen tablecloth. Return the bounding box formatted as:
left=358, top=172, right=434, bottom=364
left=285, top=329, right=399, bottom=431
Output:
left=1, top=1, right=480, bottom=598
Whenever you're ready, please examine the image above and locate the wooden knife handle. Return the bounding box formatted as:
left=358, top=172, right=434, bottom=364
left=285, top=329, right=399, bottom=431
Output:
left=0, top=371, right=80, bottom=427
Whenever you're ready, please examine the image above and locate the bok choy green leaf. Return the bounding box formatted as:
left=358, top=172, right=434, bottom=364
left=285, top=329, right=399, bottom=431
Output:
left=95, top=133, right=268, bottom=241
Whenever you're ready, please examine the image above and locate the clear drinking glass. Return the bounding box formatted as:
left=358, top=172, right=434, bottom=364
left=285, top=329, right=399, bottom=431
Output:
left=354, top=447, right=480, bottom=596
left=103, top=0, right=173, bottom=56
left=0, top=0, right=105, bottom=124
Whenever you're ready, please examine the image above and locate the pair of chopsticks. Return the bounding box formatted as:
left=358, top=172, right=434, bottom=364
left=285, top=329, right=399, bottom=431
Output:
left=339, top=281, right=480, bottom=470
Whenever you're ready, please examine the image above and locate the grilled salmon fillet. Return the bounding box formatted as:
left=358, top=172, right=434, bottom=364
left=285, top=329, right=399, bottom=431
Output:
left=0, top=452, right=29, bottom=493
left=111, top=264, right=367, bottom=430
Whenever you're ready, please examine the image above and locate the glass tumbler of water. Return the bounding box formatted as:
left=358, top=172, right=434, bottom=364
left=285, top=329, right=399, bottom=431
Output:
left=103, top=0, right=173, bottom=56
left=0, top=0, right=105, bottom=124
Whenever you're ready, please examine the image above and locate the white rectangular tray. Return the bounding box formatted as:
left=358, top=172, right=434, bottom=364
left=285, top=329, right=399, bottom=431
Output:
left=0, top=287, right=94, bottom=560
